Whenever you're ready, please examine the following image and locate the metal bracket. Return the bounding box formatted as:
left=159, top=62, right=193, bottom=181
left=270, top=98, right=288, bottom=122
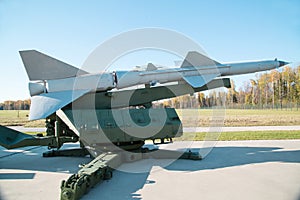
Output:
left=0, top=125, right=78, bottom=149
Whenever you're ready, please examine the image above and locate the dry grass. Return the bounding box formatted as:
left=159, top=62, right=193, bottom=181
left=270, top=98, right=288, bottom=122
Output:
left=177, top=108, right=300, bottom=127
left=0, top=108, right=299, bottom=127
left=0, top=110, right=44, bottom=127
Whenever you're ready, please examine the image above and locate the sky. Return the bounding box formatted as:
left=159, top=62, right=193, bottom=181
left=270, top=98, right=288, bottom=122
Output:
left=0, top=0, right=299, bottom=102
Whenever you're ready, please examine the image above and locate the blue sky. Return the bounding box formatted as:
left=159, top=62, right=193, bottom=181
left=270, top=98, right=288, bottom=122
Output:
left=0, top=0, right=299, bottom=102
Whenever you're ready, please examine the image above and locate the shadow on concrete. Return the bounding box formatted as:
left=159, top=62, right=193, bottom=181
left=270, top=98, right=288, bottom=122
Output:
left=1, top=145, right=300, bottom=200
left=0, top=144, right=91, bottom=174
left=166, top=146, right=300, bottom=171
left=82, top=146, right=300, bottom=200
left=0, top=172, right=36, bottom=179
left=82, top=171, right=152, bottom=200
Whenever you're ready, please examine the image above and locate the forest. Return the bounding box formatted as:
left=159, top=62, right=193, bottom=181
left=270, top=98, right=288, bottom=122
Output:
left=0, top=99, right=31, bottom=110
left=157, top=65, right=300, bottom=110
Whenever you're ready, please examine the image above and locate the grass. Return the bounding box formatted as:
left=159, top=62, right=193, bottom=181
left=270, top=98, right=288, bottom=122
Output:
left=175, top=130, right=300, bottom=141
left=0, top=110, right=30, bottom=126
left=0, top=110, right=44, bottom=127
left=0, top=108, right=299, bottom=127
left=176, top=108, right=300, bottom=127
left=1, top=110, right=299, bottom=141
left=24, top=132, right=46, bottom=136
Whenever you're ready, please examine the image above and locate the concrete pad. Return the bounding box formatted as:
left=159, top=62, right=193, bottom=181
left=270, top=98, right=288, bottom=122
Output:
left=7, top=125, right=300, bottom=133
left=1, top=140, right=300, bottom=200
left=184, top=125, right=300, bottom=132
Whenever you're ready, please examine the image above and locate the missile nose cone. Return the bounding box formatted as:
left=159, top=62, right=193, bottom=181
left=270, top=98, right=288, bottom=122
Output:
left=278, top=60, right=289, bottom=67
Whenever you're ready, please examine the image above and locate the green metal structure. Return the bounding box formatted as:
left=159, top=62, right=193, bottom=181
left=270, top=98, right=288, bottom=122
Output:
left=0, top=78, right=231, bottom=200
left=0, top=79, right=231, bottom=200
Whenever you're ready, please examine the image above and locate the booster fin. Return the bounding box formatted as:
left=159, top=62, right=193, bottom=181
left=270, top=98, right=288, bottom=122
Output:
left=29, top=89, right=90, bottom=120
left=19, top=50, right=88, bottom=81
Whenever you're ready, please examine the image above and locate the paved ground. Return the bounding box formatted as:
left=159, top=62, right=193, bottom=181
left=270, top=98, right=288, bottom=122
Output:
left=1, top=140, right=300, bottom=200
left=8, top=125, right=300, bottom=133
left=184, top=125, right=300, bottom=132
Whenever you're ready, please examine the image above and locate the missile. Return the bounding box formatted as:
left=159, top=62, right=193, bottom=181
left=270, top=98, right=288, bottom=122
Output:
left=19, top=50, right=288, bottom=120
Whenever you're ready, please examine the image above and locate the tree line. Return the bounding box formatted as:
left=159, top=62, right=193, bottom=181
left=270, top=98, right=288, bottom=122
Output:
left=0, top=99, right=31, bottom=110
left=1, top=65, right=299, bottom=110
left=227, top=65, right=300, bottom=109
left=156, top=65, right=300, bottom=110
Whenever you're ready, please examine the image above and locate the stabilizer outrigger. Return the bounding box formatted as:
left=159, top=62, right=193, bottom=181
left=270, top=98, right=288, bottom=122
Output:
left=0, top=125, right=78, bottom=150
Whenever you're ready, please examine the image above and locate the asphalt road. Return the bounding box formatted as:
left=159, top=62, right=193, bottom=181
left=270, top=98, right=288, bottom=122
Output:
left=1, top=140, right=300, bottom=200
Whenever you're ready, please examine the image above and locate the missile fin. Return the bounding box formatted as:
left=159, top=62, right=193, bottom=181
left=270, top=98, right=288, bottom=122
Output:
left=146, top=63, right=158, bottom=71
left=29, top=89, right=90, bottom=120
left=19, top=50, right=88, bottom=81
left=183, top=73, right=219, bottom=88
left=181, top=51, right=221, bottom=68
